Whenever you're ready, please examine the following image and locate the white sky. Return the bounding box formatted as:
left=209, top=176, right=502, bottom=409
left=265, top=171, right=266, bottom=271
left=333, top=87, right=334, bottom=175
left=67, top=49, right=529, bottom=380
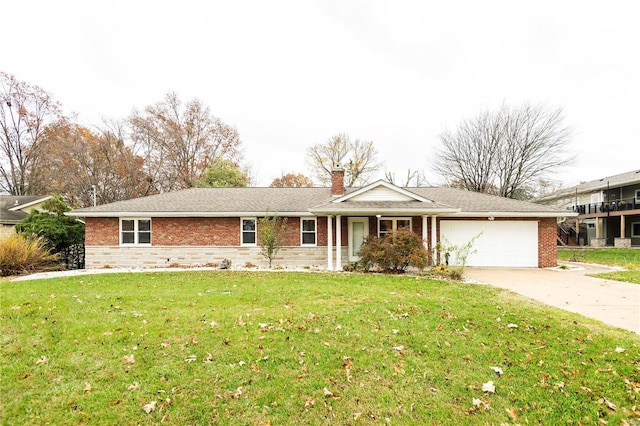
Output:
left=4, top=0, right=639, bottom=187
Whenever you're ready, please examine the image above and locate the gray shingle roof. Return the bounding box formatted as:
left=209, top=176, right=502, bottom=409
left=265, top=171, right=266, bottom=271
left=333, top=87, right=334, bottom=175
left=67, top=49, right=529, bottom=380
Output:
left=68, top=185, right=569, bottom=218
left=0, top=195, right=50, bottom=224
left=540, top=169, right=640, bottom=200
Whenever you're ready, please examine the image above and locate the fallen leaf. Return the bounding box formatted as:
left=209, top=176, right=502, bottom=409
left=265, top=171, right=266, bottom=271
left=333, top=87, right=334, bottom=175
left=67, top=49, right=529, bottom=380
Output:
left=203, top=353, right=213, bottom=363
left=123, top=354, right=135, bottom=364
left=323, top=387, right=333, bottom=397
left=490, top=366, right=503, bottom=376
left=392, top=345, right=405, bottom=351
left=482, top=381, right=496, bottom=393
left=615, top=347, right=626, bottom=353
left=185, top=355, right=197, bottom=363
left=603, top=398, right=617, bottom=411
left=128, top=382, right=139, bottom=391
left=506, top=407, right=518, bottom=420
left=84, top=382, right=91, bottom=392
left=35, top=356, right=47, bottom=365
left=143, top=400, right=156, bottom=413
left=103, top=331, right=113, bottom=336
left=507, top=323, right=518, bottom=329
left=11, top=306, right=20, bottom=310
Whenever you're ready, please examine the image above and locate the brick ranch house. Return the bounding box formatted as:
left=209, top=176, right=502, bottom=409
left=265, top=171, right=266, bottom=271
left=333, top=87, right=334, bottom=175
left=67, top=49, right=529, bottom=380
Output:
left=67, top=167, right=574, bottom=270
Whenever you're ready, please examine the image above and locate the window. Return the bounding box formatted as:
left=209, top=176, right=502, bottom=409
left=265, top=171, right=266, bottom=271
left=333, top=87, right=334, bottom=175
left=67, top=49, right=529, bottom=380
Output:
left=378, top=217, right=412, bottom=238
left=120, top=219, right=151, bottom=245
left=241, top=218, right=257, bottom=245
left=635, top=189, right=640, bottom=203
left=301, top=218, right=316, bottom=245
left=632, top=222, right=640, bottom=238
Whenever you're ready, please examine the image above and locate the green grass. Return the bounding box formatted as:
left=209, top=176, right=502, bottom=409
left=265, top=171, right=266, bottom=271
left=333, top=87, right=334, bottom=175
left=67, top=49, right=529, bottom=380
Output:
left=558, top=248, right=640, bottom=268
left=591, top=271, right=640, bottom=285
left=558, top=248, right=640, bottom=283
left=2, top=271, right=639, bottom=425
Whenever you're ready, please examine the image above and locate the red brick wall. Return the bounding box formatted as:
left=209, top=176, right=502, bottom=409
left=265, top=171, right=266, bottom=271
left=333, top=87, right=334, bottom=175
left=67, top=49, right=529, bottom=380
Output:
left=85, top=217, right=119, bottom=246
left=86, top=217, right=307, bottom=247
left=154, top=217, right=240, bottom=245
left=538, top=217, right=558, bottom=268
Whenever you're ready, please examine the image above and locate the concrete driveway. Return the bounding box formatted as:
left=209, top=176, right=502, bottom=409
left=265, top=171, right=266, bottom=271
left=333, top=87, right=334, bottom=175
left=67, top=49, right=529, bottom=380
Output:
left=464, top=263, right=640, bottom=334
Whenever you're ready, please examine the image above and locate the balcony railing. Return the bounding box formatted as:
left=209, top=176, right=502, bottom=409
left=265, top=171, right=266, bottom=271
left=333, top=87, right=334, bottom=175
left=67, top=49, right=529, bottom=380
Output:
left=573, top=197, right=640, bottom=215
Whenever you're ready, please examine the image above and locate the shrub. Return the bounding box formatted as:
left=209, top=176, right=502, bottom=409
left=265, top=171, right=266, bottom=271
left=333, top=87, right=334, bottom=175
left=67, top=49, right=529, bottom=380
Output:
left=358, top=229, right=430, bottom=273
left=16, top=195, right=85, bottom=269
left=0, top=234, right=59, bottom=277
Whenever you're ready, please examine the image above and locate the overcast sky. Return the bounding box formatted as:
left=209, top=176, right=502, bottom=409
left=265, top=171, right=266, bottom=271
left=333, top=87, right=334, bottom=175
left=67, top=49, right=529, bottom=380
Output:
left=4, top=0, right=639, bottom=187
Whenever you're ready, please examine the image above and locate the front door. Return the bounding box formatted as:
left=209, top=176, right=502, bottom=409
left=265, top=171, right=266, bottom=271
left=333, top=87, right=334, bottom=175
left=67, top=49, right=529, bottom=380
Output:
left=348, top=217, right=369, bottom=261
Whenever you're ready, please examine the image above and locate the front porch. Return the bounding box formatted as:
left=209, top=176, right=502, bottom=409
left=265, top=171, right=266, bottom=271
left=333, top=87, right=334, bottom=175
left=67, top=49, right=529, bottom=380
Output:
left=323, top=214, right=439, bottom=270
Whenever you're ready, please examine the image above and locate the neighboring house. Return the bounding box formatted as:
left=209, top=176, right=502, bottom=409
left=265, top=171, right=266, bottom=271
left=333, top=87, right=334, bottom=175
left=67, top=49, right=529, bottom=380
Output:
left=0, top=195, right=52, bottom=240
left=66, top=166, right=573, bottom=270
left=538, top=169, right=640, bottom=248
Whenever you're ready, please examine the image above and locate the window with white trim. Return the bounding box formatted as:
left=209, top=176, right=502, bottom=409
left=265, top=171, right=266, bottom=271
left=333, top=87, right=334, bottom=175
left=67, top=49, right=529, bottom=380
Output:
left=378, top=217, right=412, bottom=238
left=635, top=189, right=640, bottom=203
left=301, top=218, right=316, bottom=245
left=120, top=219, right=151, bottom=245
left=241, top=218, right=257, bottom=245
left=632, top=222, right=640, bottom=238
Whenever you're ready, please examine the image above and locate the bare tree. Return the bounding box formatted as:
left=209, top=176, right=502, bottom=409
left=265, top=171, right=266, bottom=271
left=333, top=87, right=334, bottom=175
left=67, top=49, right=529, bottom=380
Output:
left=0, top=72, right=64, bottom=195
left=433, top=103, right=573, bottom=199
left=306, top=133, right=381, bottom=187
left=128, top=92, right=243, bottom=192
left=384, top=169, right=429, bottom=187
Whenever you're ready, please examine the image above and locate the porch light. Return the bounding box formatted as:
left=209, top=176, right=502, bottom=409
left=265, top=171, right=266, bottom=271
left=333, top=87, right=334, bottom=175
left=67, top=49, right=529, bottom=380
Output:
left=376, top=214, right=382, bottom=218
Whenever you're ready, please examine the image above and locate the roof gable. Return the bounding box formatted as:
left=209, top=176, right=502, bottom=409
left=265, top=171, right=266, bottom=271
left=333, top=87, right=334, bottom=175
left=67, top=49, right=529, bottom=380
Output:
left=333, top=180, right=432, bottom=204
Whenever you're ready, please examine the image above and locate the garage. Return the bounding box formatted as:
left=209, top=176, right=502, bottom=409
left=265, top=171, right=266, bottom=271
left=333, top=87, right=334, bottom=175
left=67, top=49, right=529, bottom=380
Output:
left=440, top=220, right=538, bottom=267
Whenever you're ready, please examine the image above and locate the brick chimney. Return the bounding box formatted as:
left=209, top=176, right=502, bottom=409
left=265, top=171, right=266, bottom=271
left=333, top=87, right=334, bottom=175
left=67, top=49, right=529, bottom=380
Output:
left=331, top=163, right=345, bottom=196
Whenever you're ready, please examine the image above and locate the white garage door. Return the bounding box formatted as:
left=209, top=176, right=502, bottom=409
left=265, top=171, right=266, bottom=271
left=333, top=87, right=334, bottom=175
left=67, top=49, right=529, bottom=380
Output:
left=440, top=220, right=538, bottom=267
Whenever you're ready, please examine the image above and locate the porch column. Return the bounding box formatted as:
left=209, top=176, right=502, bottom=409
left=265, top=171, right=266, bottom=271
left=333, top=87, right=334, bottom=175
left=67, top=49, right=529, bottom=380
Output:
left=422, top=215, right=428, bottom=251
left=431, top=215, right=438, bottom=266
left=335, top=215, right=342, bottom=270
left=327, top=215, right=333, bottom=270
left=621, top=215, right=625, bottom=238
left=595, top=217, right=601, bottom=238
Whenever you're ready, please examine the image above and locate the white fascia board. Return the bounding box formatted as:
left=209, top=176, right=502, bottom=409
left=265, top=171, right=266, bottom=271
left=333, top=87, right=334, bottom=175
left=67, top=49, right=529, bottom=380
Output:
left=8, top=195, right=53, bottom=211
left=449, top=211, right=578, bottom=218
left=65, top=211, right=316, bottom=218
left=332, top=180, right=433, bottom=203
left=309, top=207, right=459, bottom=215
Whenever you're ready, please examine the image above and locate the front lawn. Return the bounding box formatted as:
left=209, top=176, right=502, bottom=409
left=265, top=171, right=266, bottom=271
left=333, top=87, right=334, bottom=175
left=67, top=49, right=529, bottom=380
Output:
left=1, top=271, right=639, bottom=425
left=558, top=248, right=640, bottom=268
left=558, top=248, right=640, bottom=283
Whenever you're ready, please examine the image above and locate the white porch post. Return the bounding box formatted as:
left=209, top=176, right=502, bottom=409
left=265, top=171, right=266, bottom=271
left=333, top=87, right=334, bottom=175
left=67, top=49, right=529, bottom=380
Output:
left=431, top=215, right=438, bottom=265
left=621, top=215, right=625, bottom=238
left=335, top=215, right=342, bottom=270
left=422, top=215, right=428, bottom=251
left=327, top=215, right=333, bottom=270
